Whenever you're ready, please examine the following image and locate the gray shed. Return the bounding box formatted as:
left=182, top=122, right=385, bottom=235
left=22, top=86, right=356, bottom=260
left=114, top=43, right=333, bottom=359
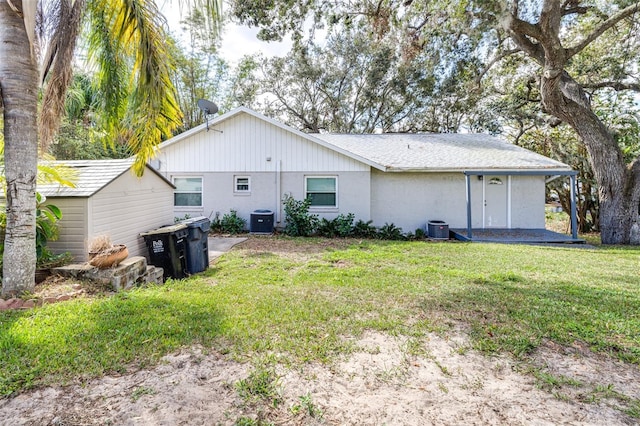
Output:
left=38, top=159, right=176, bottom=261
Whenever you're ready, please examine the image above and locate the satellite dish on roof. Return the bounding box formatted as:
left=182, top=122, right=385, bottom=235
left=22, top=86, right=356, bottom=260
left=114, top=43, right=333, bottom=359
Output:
left=197, top=99, right=219, bottom=131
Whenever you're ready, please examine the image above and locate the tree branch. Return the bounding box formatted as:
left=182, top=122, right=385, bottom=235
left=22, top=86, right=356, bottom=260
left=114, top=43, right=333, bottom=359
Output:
left=566, top=3, right=640, bottom=59
left=477, top=46, right=522, bottom=83
left=500, top=12, right=545, bottom=62
left=562, top=6, right=588, bottom=16
left=582, top=81, right=640, bottom=92
left=561, top=0, right=589, bottom=16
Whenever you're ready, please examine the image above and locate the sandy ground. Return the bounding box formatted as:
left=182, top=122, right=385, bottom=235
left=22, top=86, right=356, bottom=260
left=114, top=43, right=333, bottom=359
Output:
left=2, top=237, right=639, bottom=425
left=1, top=328, right=639, bottom=425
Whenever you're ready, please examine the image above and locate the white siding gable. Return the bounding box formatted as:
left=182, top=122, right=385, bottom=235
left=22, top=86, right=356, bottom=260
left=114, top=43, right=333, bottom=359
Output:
left=159, top=112, right=369, bottom=173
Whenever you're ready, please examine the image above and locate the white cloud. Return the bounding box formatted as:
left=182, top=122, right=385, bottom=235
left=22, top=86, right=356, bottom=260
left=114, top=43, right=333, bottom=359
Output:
left=159, top=1, right=291, bottom=65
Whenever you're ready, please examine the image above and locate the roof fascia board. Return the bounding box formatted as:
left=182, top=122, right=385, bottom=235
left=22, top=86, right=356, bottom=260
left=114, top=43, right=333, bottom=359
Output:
left=463, top=169, right=576, bottom=176
left=380, top=167, right=574, bottom=174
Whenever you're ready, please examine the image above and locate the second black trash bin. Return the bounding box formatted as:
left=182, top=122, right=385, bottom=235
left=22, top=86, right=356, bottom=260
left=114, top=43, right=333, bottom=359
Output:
left=179, top=216, right=211, bottom=274
left=140, top=224, right=189, bottom=279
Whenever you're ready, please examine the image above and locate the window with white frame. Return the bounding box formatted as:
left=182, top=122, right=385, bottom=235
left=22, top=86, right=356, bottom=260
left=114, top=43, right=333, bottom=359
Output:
left=173, top=177, right=203, bottom=207
left=234, top=176, right=251, bottom=193
left=305, top=176, right=337, bottom=208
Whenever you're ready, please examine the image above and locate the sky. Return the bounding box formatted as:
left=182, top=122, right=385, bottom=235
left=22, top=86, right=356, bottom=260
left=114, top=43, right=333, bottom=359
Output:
left=158, top=1, right=292, bottom=65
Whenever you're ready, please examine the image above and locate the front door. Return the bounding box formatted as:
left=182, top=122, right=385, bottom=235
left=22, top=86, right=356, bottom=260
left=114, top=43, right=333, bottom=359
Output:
left=484, top=175, right=508, bottom=228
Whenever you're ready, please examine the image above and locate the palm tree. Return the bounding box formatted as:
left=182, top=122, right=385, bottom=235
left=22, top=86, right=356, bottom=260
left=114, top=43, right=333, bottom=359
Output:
left=0, top=0, right=221, bottom=296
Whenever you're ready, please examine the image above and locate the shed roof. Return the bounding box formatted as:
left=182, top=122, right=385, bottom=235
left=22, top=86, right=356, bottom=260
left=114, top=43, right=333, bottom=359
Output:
left=313, top=133, right=572, bottom=172
left=37, top=159, right=174, bottom=197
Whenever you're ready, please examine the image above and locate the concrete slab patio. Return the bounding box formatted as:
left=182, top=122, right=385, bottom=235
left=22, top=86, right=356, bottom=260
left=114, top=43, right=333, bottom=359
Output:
left=450, top=228, right=585, bottom=244
left=208, top=237, right=247, bottom=263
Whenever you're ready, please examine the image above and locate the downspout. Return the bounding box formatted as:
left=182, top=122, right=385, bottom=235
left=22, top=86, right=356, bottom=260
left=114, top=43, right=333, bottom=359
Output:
left=507, top=175, right=512, bottom=228
left=465, top=173, right=473, bottom=239
left=276, top=160, right=282, bottom=225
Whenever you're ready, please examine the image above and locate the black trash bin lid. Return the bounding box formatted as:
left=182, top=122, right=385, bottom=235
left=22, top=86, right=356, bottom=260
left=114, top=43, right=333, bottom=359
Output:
left=140, top=223, right=188, bottom=236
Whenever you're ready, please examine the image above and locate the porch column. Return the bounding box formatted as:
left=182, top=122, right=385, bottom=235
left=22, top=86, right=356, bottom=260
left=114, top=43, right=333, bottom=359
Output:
left=570, top=173, right=578, bottom=239
left=465, top=173, right=472, bottom=239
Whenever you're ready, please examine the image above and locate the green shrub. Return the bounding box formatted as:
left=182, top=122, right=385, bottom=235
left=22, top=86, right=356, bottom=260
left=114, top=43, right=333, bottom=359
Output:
left=316, top=218, right=337, bottom=238
left=282, top=195, right=318, bottom=237
left=174, top=214, right=191, bottom=223
left=210, top=212, right=222, bottom=233
left=220, top=210, right=246, bottom=234
left=0, top=193, right=70, bottom=276
left=334, top=213, right=355, bottom=237
left=352, top=219, right=377, bottom=238
left=35, top=193, right=63, bottom=262
left=377, top=222, right=405, bottom=240
left=314, top=213, right=355, bottom=238
left=414, top=228, right=426, bottom=239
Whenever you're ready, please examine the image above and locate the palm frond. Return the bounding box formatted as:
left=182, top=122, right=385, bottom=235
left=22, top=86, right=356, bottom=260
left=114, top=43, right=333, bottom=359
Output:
left=37, top=154, right=78, bottom=188
left=87, top=0, right=186, bottom=175
left=38, top=0, right=87, bottom=151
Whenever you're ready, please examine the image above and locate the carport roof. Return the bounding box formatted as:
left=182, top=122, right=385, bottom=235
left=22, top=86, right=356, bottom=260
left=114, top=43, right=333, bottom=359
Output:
left=313, top=133, right=572, bottom=172
left=37, top=159, right=174, bottom=197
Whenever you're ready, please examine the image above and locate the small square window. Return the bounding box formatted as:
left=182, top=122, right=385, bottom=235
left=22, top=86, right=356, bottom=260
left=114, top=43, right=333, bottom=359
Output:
left=235, top=176, right=251, bottom=192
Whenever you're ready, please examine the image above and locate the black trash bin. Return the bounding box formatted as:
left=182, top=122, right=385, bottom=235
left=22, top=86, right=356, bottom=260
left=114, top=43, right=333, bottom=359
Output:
left=179, top=216, right=211, bottom=274
left=427, top=220, right=449, bottom=239
left=140, top=224, right=189, bottom=279
left=250, top=209, right=274, bottom=234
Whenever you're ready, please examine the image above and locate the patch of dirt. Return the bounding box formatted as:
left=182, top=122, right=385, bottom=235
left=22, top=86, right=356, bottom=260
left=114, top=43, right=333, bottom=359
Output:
left=239, top=235, right=359, bottom=253
left=33, top=275, right=114, bottom=299
left=1, top=329, right=638, bottom=425
left=235, top=235, right=362, bottom=262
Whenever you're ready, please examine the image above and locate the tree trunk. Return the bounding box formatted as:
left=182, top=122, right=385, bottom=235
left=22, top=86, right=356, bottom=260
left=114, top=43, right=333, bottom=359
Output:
left=540, top=71, right=639, bottom=244
left=0, top=2, right=39, bottom=296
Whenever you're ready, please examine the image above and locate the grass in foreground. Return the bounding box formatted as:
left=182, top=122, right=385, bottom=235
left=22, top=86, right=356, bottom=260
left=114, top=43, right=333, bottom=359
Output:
left=0, top=238, right=639, bottom=396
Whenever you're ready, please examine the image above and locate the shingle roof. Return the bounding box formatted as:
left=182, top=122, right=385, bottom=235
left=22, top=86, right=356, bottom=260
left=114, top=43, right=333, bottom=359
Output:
left=313, top=133, right=572, bottom=172
left=37, top=159, right=173, bottom=197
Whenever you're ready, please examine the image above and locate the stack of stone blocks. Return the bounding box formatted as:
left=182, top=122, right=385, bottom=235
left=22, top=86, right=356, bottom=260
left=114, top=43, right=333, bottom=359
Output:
left=52, top=256, right=163, bottom=291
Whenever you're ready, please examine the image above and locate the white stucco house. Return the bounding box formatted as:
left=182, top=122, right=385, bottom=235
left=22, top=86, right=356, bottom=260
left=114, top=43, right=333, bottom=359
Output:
left=38, top=159, right=175, bottom=261
left=153, top=107, right=576, bottom=237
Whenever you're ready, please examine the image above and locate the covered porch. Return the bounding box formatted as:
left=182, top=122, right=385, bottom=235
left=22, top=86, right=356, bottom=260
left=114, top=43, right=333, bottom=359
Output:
left=458, top=169, right=582, bottom=244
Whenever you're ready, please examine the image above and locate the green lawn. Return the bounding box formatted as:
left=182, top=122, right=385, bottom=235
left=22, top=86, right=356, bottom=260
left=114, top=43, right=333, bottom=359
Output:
left=1, top=238, right=639, bottom=396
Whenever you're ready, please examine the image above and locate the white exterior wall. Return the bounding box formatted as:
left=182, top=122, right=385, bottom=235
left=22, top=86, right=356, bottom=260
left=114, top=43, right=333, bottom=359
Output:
left=90, top=171, right=175, bottom=260
left=371, top=171, right=546, bottom=232
left=167, top=171, right=371, bottom=227
left=46, top=198, right=89, bottom=260
left=160, top=112, right=371, bottom=226
left=371, top=171, right=480, bottom=232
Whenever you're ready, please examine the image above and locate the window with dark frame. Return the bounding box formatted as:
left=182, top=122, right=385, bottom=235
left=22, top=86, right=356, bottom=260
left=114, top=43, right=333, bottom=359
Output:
left=235, top=176, right=250, bottom=192
left=173, top=177, right=203, bottom=207
left=305, top=176, right=337, bottom=207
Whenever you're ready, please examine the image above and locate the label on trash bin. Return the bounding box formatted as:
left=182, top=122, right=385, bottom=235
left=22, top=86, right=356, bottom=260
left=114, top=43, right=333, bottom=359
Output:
left=152, top=239, right=165, bottom=253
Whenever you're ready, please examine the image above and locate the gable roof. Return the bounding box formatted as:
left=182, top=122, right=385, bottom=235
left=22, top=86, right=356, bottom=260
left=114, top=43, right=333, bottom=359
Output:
left=37, top=159, right=174, bottom=198
left=314, top=133, right=572, bottom=172
left=160, top=106, right=572, bottom=173
left=158, top=107, right=385, bottom=170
